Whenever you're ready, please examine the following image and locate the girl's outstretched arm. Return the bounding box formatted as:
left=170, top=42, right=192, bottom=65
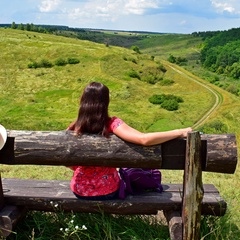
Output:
left=113, top=123, right=192, bottom=146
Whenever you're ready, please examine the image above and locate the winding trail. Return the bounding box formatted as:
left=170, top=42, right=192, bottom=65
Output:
left=165, top=62, right=223, bottom=129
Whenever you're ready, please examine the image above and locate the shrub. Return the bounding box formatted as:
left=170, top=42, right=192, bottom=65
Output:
left=142, top=76, right=159, bottom=84
left=68, top=58, right=80, bottom=64
left=161, top=100, right=179, bottom=111
left=131, top=46, right=141, bottom=54
left=127, top=70, right=140, bottom=79
left=157, top=64, right=167, bottom=73
left=55, top=58, right=67, bottom=66
left=149, top=95, right=165, bottom=104
left=28, top=61, right=39, bottom=69
left=199, top=120, right=228, bottom=134
left=160, top=79, right=174, bottom=86
left=148, top=94, right=183, bottom=111
left=39, top=59, right=53, bottom=68
left=226, top=84, right=239, bottom=96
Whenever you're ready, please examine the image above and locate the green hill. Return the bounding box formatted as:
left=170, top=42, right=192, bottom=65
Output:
left=0, top=28, right=212, bottom=132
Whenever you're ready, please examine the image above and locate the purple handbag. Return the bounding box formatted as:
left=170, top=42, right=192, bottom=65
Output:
left=118, top=168, right=163, bottom=199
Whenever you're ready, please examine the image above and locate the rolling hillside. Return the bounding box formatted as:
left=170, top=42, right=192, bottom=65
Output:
left=0, top=28, right=213, bottom=132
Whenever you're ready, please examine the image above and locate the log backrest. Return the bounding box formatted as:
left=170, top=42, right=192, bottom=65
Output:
left=0, top=130, right=238, bottom=174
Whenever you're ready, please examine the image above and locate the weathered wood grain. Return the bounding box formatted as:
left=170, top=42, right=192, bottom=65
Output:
left=0, top=131, right=238, bottom=173
left=164, top=210, right=183, bottom=240
left=2, top=178, right=226, bottom=216
left=182, top=131, right=203, bottom=240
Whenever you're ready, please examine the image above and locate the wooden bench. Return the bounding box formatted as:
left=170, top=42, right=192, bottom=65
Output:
left=0, top=130, right=237, bottom=240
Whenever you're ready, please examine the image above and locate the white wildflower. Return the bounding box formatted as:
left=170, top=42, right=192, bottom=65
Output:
left=82, top=225, right=87, bottom=230
left=75, top=225, right=79, bottom=229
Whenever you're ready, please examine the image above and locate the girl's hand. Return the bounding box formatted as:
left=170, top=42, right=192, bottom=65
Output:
left=179, top=127, right=193, bottom=138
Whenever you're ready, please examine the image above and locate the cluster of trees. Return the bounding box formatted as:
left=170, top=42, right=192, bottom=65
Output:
left=148, top=94, right=183, bottom=111
left=28, top=58, right=80, bottom=69
left=10, top=22, right=68, bottom=34
left=127, top=63, right=167, bottom=85
left=168, top=54, right=188, bottom=66
left=200, top=28, right=240, bottom=79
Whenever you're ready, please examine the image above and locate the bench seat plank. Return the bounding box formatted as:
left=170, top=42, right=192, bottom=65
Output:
left=2, top=178, right=226, bottom=216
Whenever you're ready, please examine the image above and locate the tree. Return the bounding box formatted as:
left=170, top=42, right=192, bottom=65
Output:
left=131, top=46, right=141, bottom=54
left=18, top=23, right=24, bottom=30
left=11, top=22, right=16, bottom=29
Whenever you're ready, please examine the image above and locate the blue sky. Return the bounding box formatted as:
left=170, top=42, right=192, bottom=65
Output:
left=1, top=0, right=240, bottom=33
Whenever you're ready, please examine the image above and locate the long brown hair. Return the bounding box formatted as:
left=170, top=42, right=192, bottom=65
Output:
left=74, top=82, right=110, bottom=137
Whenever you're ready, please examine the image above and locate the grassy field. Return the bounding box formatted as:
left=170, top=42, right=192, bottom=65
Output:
left=0, top=28, right=239, bottom=239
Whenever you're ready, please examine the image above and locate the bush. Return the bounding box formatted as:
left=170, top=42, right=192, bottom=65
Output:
left=160, top=79, right=174, bottom=86
left=148, top=94, right=183, bottom=111
left=55, top=58, right=67, bottom=66
left=142, top=76, right=160, bottom=84
left=39, top=59, right=53, bottom=68
left=28, top=61, right=39, bottom=69
left=128, top=70, right=140, bottom=79
left=131, top=46, right=141, bottom=54
left=157, top=64, right=167, bottom=73
left=68, top=58, right=80, bottom=64
left=28, top=59, right=53, bottom=69
left=199, top=120, right=228, bottom=134
left=148, top=95, right=166, bottom=104
left=161, top=100, right=179, bottom=111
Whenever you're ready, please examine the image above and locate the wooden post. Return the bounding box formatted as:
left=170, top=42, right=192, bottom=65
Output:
left=164, top=210, right=183, bottom=240
left=182, top=131, right=203, bottom=240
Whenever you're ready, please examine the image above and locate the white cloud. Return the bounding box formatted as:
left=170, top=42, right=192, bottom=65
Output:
left=39, top=0, right=61, bottom=12
left=67, top=0, right=162, bottom=22
left=125, top=0, right=159, bottom=15
left=211, top=0, right=240, bottom=14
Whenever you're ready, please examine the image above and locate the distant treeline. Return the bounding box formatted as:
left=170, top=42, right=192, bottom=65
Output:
left=193, top=28, right=240, bottom=81
left=0, top=22, right=164, bottom=48
left=0, top=22, right=83, bottom=33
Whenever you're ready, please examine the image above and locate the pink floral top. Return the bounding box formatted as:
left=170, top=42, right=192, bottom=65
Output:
left=70, top=117, right=124, bottom=197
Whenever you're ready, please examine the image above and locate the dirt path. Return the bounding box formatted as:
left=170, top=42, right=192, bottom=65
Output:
left=165, top=63, right=223, bottom=129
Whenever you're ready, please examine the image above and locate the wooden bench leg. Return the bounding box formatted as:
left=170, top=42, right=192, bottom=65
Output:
left=0, top=173, right=27, bottom=237
left=164, top=210, right=183, bottom=240
left=0, top=205, right=27, bottom=237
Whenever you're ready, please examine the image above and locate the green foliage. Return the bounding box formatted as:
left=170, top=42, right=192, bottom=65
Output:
left=131, top=45, right=141, bottom=54
left=27, top=59, right=53, bottom=68
left=168, top=54, right=176, bottom=63
left=27, top=61, right=39, bottom=69
left=201, top=28, right=240, bottom=81
left=28, top=57, right=80, bottom=69
left=160, top=78, right=174, bottom=86
left=39, top=59, right=53, bottom=68
left=12, top=210, right=169, bottom=240
left=127, top=69, right=140, bottom=79
left=67, top=57, right=80, bottom=64
left=55, top=58, right=67, bottom=66
left=148, top=94, right=183, bottom=111
left=157, top=63, right=167, bottom=73
left=161, top=99, right=179, bottom=111
left=199, top=120, right=228, bottom=134
left=141, top=75, right=159, bottom=84
left=226, top=84, right=239, bottom=96
left=168, top=54, right=188, bottom=65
